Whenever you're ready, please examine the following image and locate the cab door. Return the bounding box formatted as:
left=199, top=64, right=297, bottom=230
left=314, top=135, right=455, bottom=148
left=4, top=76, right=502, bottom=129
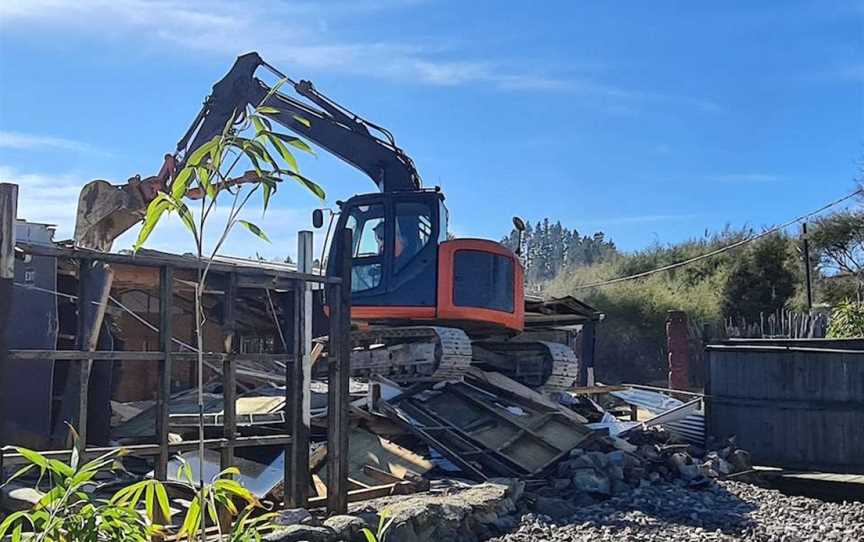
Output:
left=328, top=192, right=442, bottom=313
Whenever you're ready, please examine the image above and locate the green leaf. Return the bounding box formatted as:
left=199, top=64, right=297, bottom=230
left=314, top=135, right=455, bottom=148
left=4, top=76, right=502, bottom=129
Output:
left=15, top=447, right=48, bottom=473
left=270, top=132, right=316, bottom=156
left=177, top=202, right=198, bottom=239
left=178, top=496, right=201, bottom=540
left=266, top=133, right=300, bottom=173
left=259, top=77, right=289, bottom=107
left=292, top=114, right=311, bottom=128
left=171, top=167, right=195, bottom=201
left=282, top=169, right=326, bottom=201
left=144, top=483, right=155, bottom=522
left=362, top=527, right=378, bottom=542
left=47, top=458, right=74, bottom=479
left=0, top=511, right=31, bottom=538
left=257, top=106, right=280, bottom=114
left=251, top=115, right=272, bottom=135
left=187, top=136, right=219, bottom=168
left=237, top=220, right=270, bottom=243
left=133, top=198, right=172, bottom=252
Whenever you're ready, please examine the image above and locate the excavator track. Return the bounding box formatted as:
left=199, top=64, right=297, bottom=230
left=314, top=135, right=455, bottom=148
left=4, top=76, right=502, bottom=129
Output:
left=348, top=326, right=579, bottom=392
left=538, top=341, right=581, bottom=393
left=349, top=326, right=473, bottom=382
left=471, top=339, right=580, bottom=393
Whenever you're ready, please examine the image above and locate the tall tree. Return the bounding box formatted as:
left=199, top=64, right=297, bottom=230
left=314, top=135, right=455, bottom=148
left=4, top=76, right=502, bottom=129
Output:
left=720, top=233, right=797, bottom=320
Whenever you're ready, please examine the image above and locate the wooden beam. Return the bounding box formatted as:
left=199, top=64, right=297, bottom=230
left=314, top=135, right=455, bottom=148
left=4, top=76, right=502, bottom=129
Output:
left=326, top=229, right=352, bottom=514
left=155, top=266, right=173, bottom=480
left=308, top=480, right=424, bottom=508
left=0, top=434, right=294, bottom=466
left=287, top=281, right=310, bottom=506
left=7, top=350, right=166, bottom=361
left=0, top=183, right=15, bottom=280
left=0, top=183, right=17, bottom=446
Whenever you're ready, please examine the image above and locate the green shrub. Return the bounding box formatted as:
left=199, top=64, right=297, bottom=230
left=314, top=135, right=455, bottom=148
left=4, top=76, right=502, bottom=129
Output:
left=0, top=430, right=276, bottom=541
left=826, top=299, right=864, bottom=338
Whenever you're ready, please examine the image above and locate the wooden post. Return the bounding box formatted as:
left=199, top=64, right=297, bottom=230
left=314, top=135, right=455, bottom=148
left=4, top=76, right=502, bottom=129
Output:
left=327, top=229, right=352, bottom=514
left=667, top=310, right=689, bottom=391
left=221, top=272, right=237, bottom=472
left=802, top=223, right=813, bottom=312
left=0, top=183, right=17, bottom=444
left=579, top=320, right=596, bottom=387
left=287, top=232, right=313, bottom=507
left=155, top=266, right=173, bottom=480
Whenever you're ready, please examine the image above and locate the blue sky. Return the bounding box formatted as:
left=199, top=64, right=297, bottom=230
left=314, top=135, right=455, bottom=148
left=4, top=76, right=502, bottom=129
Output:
left=0, top=1, right=862, bottom=259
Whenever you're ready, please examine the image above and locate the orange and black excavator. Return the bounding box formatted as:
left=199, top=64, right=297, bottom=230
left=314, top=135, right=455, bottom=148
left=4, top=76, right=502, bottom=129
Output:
left=74, top=52, right=578, bottom=390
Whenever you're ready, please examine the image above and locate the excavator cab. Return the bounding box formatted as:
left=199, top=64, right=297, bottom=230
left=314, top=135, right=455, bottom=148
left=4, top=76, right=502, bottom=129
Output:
left=326, top=189, right=524, bottom=335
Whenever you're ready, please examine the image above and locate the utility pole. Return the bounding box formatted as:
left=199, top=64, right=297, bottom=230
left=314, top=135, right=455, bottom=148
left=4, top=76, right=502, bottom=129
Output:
left=802, top=223, right=813, bottom=312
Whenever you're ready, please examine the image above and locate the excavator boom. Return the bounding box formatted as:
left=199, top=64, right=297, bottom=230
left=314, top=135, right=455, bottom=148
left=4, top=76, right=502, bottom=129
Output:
left=74, top=52, right=419, bottom=250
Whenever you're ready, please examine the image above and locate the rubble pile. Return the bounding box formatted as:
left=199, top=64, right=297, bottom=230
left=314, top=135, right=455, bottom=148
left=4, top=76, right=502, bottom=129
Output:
left=536, top=429, right=755, bottom=503
left=492, top=481, right=864, bottom=542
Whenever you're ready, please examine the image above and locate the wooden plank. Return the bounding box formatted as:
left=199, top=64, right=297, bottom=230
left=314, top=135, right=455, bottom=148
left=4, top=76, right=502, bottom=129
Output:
left=327, top=229, right=352, bottom=515
left=288, top=280, right=310, bottom=507
left=0, top=434, right=294, bottom=466
left=7, top=350, right=166, bottom=361
left=0, top=183, right=16, bottom=280
left=307, top=480, right=424, bottom=508
left=467, top=368, right=588, bottom=424
left=155, top=266, right=173, bottom=480
left=362, top=464, right=405, bottom=484
left=312, top=474, right=328, bottom=498
left=15, top=241, right=340, bottom=284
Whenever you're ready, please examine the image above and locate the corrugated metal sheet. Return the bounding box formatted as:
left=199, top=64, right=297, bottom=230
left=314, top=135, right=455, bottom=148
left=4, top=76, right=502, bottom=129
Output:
left=610, top=388, right=706, bottom=446
left=707, top=342, right=864, bottom=472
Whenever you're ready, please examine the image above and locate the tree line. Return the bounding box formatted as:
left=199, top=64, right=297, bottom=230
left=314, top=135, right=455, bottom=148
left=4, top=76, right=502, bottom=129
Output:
left=500, top=219, right=617, bottom=284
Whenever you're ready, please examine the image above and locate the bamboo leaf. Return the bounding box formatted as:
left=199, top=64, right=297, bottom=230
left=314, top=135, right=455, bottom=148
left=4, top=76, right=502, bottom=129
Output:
left=259, top=77, right=289, bottom=106
left=237, top=220, right=271, bottom=243
left=0, top=511, right=31, bottom=538
left=171, top=167, right=195, bottom=201
left=292, top=114, right=311, bottom=128
left=178, top=497, right=200, bottom=540
left=257, top=106, right=280, bottom=114
left=144, top=483, right=155, bottom=522
left=270, top=132, right=316, bottom=156
left=133, top=198, right=172, bottom=252
left=177, top=202, right=198, bottom=239
left=251, top=115, right=271, bottom=135
left=281, top=169, right=326, bottom=201
left=362, top=527, right=378, bottom=542
left=187, top=136, right=219, bottom=167
left=266, top=133, right=300, bottom=173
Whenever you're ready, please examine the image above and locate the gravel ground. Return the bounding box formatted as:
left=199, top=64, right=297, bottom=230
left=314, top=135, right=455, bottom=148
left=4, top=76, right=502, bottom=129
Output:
left=489, top=481, right=864, bottom=542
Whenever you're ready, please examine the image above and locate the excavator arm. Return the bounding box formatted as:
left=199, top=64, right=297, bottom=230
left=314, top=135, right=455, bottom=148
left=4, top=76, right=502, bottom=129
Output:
left=74, top=51, right=420, bottom=250
left=177, top=52, right=420, bottom=192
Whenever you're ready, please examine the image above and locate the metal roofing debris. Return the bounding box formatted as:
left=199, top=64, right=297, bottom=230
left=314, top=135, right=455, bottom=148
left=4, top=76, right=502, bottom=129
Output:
left=609, top=387, right=706, bottom=446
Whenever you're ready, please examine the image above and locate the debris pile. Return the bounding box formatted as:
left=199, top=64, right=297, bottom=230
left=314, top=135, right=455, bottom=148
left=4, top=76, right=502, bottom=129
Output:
left=491, top=481, right=864, bottom=542
left=533, top=429, right=755, bottom=505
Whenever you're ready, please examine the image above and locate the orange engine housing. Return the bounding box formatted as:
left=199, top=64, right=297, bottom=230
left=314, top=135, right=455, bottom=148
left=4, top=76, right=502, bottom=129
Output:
left=348, top=238, right=524, bottom=335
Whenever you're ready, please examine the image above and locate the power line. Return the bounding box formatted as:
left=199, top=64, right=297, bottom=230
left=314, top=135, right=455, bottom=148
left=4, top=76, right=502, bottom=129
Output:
left=571, top=188, right=863, bottom=291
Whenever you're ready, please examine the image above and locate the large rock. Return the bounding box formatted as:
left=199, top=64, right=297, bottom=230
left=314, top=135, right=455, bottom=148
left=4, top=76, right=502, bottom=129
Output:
left=530, top=496, right=581, bottom=520
left=323, top=515, right=368, bottom=542
left=0, top=483, right=43, bottom=513
left=273, top=507, right=316, bottom=526
left=347, top=480, right=522, bottom=542
left=264, top=524, right=335, bottom=542
left=571, top=468, right=611, bottom=495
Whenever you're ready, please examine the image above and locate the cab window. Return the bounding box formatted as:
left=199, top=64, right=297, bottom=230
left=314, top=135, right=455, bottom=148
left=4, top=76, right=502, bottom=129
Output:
left=394, top=201, right=434, bottom=271
left=345, top=204, right=385, bottom=292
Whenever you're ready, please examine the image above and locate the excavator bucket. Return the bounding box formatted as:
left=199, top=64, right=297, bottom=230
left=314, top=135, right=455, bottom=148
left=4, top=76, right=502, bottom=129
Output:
left=73, top=179, right=148, bottom=251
